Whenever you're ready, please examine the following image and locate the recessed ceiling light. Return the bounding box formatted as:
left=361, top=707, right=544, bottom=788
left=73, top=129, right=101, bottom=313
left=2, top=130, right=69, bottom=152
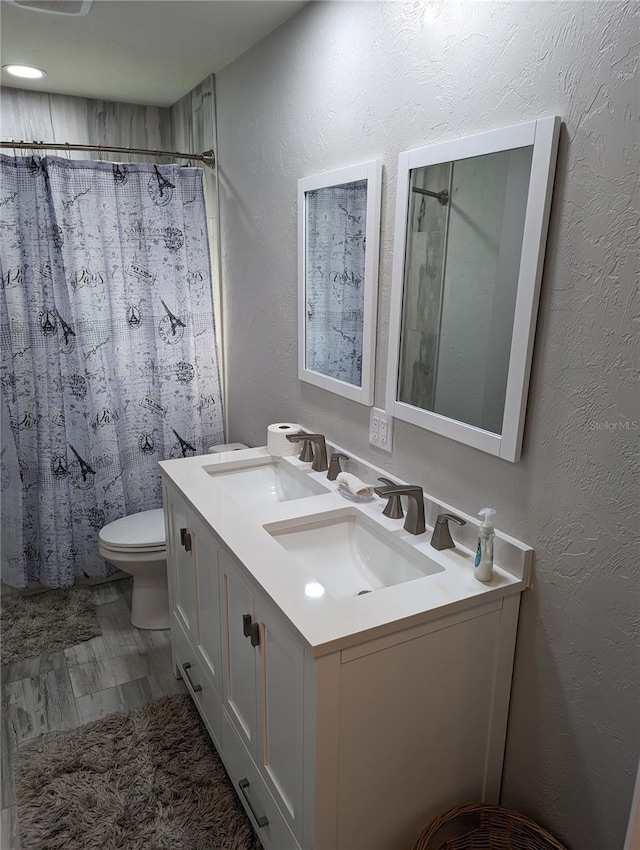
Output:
left=3, top=64, right=46, bottom=79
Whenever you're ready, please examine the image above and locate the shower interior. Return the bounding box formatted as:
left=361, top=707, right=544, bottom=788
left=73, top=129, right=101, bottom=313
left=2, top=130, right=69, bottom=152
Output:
left=398, top=146, right=533, bottom=435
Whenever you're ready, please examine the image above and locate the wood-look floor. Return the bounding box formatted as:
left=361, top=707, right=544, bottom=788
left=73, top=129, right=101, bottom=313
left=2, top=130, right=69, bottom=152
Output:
left=0, top=578, right=186, bottom=849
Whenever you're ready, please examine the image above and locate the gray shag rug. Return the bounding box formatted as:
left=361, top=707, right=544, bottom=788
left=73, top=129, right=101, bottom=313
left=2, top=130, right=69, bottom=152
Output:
left=16, top=694, right=260, bottom=850
left=1, top=586, right=101, bottom=664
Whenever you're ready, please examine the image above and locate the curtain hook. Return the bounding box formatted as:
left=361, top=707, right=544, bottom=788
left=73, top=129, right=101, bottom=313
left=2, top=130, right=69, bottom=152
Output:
left=128, top=145, right=132, bottom=165
left=65, top=142, right=71, bottom=161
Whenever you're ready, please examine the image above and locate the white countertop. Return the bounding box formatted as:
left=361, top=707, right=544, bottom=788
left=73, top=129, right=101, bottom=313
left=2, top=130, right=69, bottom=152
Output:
left=160, top=446, right=532, bottom=656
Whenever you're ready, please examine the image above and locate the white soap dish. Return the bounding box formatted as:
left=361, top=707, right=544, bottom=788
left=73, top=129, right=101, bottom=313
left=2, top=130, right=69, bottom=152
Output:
left=338, top=483, right=374, bottom=503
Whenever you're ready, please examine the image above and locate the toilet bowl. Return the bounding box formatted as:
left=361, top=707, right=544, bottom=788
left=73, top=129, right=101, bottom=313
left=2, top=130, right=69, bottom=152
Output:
left=98, top=508, right=169, bottom=630
left=98, top=445, right=248, bottom=630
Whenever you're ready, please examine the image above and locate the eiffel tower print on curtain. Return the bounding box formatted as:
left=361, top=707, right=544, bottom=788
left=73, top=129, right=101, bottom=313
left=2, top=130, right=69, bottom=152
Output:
left=0, top=154, right=225, bottom=588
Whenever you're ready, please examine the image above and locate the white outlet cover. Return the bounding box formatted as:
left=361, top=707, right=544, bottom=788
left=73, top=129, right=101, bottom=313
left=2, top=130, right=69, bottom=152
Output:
left=370, top=407, right=392, bottom=452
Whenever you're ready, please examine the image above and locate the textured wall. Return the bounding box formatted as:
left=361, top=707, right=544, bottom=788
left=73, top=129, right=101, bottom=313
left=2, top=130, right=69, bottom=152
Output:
left=1, top=87, right=173, bottom=161
left=215, top=2, right=639, bottom=848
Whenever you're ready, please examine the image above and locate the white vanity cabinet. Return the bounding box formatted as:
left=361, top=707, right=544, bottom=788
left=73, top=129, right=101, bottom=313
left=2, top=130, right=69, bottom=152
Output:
left=163, top=483, right=224, bottom=746
left=164, top=480, right=305, bottom=849
left=161, top=452, right=530, bottom=850
left=219, top=548, right=306, bottom=847
left=164, top=483, right=197, bottom=640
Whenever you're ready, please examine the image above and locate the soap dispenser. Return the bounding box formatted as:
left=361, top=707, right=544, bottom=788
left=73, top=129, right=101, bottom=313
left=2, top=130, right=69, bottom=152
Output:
left=475, top=508, right=496, bottom=582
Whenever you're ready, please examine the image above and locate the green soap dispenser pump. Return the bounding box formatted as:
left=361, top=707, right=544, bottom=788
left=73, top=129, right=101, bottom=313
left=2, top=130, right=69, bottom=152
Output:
left=475, top=508, right=496, bottom=582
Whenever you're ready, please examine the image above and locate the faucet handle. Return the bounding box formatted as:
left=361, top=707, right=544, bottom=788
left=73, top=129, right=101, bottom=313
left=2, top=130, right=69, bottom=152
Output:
left=437, top=513, right=466, bottom=526
left=431, top=513, right=467, bottom=550
left=374, top=478, right=404, bottom=519
left=327, top=453, right=349, bottom=481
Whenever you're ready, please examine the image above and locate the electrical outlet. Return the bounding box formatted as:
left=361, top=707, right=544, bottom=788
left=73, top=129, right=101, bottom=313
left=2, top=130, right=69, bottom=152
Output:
left=369, top=407, right=392, bottom=452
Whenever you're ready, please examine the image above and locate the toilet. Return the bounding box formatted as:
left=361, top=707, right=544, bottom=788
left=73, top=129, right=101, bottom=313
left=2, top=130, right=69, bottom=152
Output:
left=98, top=508, right=169, bottom=630
left=98, top=443, right=249, bottom=630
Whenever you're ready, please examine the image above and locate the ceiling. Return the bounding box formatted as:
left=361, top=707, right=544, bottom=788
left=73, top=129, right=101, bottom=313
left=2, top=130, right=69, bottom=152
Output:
left=0, top=0, right=307, bottom=106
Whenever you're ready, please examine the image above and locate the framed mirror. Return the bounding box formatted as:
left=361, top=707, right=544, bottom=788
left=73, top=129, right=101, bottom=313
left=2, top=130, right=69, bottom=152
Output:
left=386, top=117, right=560, bottom=461
left=298, top=160, right=382, bottom=405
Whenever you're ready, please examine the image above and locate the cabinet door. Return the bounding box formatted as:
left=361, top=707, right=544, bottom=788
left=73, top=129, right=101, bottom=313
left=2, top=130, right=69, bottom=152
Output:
left=165, top=487, right=198, bottom=640
left=255, top=598, right=305, bottom=838
left=220, top=549, right=258, bottom=759
left=192, top=513, right=222, bottom=693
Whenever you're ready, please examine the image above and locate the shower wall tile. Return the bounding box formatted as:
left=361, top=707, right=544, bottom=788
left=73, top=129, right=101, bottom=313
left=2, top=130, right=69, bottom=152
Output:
left=1, top=87, right=173, bottom=163
left=170, top=74, right=215, bottom=159
left=85, top=98, right=173, bottom=162
left=170, top=74, right=217, bottom=210
left=170, top=75, right=222, bottom=372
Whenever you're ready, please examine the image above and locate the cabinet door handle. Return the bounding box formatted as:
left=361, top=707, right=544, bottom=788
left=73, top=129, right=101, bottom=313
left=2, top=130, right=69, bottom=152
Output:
left=238, top=778, right=269, bottom=828
left=182, top=661, right=202, bottom=693
left=184, top=532, right=192, bottom=552
left=180, top=527, right=188, bottom=547
left=242, top=613, right=252, bottom=638
left=249, top=621, right=260, bottom=647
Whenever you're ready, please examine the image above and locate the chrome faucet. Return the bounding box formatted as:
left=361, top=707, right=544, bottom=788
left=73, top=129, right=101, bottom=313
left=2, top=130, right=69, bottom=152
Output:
left=286, top=433, right=328, bottom=472
left=430, top=513, right=466, bottom=550
left=373, top=482, right=426, bottom=535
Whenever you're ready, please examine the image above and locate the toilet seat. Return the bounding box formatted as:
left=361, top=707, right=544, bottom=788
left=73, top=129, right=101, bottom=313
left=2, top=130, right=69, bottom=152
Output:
left=99, top=508, right=166, bottom=553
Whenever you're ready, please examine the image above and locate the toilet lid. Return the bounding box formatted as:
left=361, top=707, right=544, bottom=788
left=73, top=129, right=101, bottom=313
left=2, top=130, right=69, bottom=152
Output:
left=99, top=509, right=166, bottom=551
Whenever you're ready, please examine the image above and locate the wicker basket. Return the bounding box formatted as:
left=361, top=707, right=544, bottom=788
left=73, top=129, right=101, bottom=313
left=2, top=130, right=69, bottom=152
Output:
left=412, top=803, right=568, bottom=850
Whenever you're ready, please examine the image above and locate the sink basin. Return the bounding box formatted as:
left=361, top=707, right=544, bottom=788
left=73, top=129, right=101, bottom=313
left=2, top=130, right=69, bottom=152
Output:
left=208, top=461, right=329, bottom=506
left=266, top=512, right=444, bottom=599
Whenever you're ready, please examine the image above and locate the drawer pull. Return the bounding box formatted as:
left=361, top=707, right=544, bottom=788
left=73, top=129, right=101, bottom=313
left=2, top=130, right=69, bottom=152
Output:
left=242, top=613, right=252, bottom=638
left=180, top=528, right=193, bottom=552
left=238, top=778, right=269, bottom=828
left=182, top=661, right=202, bottom=693
left=242, top=614, right=260, bottom=647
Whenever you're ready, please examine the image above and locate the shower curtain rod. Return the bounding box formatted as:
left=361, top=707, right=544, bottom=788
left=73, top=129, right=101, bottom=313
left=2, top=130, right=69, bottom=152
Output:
left=412, top=185, right=449, bottom=205
left=0, top=140, right=215, bottom=168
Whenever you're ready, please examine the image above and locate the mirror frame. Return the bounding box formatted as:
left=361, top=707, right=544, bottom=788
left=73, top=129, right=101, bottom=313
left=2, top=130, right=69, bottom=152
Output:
left=385, top=116, right=560, bottom=461
left=298, top=160, right=382, bottom=405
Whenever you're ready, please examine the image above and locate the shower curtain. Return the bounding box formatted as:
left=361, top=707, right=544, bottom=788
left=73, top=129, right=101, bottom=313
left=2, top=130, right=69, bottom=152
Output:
left=0, top=155, right=225, bottom=588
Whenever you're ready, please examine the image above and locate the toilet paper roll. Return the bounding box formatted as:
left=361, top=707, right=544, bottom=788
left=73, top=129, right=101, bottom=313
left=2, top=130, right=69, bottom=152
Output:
left=267, top=423, right=302, bottom=457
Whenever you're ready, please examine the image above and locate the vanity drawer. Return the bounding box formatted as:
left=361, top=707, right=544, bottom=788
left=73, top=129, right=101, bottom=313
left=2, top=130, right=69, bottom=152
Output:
left=173, top=613, right=221, bottom=746
left=221, top=709, right=300, bottom=850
